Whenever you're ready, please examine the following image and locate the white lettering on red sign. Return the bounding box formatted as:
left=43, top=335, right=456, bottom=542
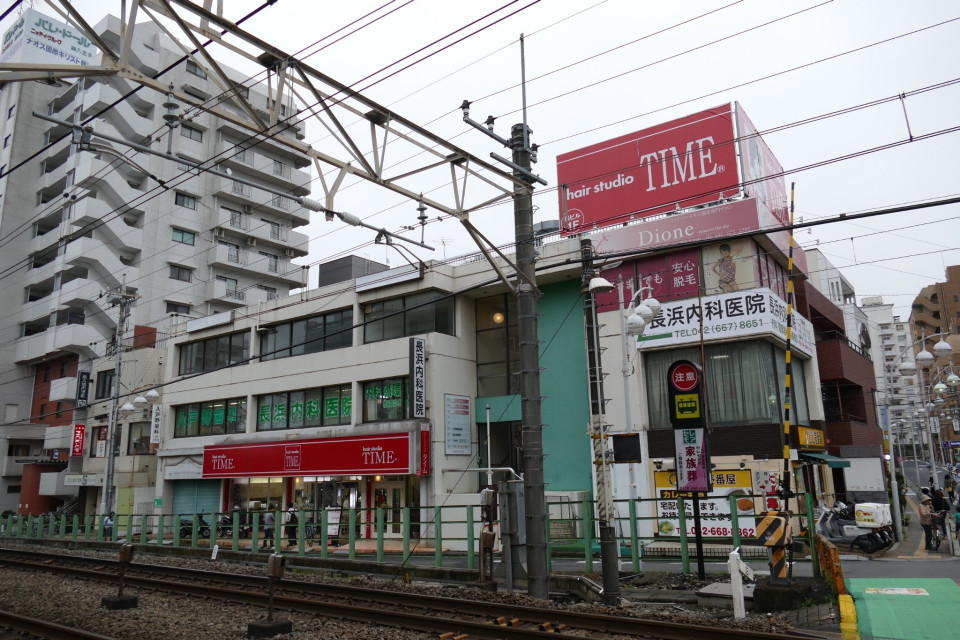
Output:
left=209, top=453, right=235, bottom=471
left=283, top=445, right=301, bottom=471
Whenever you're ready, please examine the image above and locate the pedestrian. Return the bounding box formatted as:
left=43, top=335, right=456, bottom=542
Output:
left=954, top=508, right=960, bottom=540
left=933, top=490, right=950, bottom=538
left=284, top=502, right=298, bottom=548
left=944, top=472, right=955, bottom=504
left=918, top=495, right=935, bottom=550
left=104, top=511, right=115, bottom=538
left=261, top=505, right=275, bottom=549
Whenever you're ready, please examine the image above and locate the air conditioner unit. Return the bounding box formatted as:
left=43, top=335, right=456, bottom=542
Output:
left=284, top=248, right=295, bottom=257
left=213, top=227, right=225, bottom=237
left=246, top=237, right=257, bottom=246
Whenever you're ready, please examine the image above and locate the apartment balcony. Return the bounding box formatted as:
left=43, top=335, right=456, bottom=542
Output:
left=1, top=455, right=44, bottom=477
left=214, top=141, right=311, bottom=196
left=28, top=229, right=61, bottom=259
left=213, top=208, right=308, bottom=257
left=43, top=425, right=75, bottom=450
left=48, top=377, right=79, bottom=405
left=210, top=244, right=304, bottom=287
left=56, top=277, right=117, bottom=326
left=817, top=332, right=876, bottom=386
left=217, top=110, right=307, bottom=150
left=38, top=470, right=78, bottom=498
left=74, top=155, right=150, bottom=211
left=81, top=82, right=155, bottom=142
left=245, top=286, right=282, bottom=306
left=15, top=323, right=105, bottom=364
left=212, top=175, right=310, bottom=226
left=205, top=278, right=248, bottom=307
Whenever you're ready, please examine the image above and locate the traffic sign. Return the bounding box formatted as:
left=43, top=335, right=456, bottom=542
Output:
left=670, top=362, right=700, bottom=392
left=667, top=360, right=704, bottom=429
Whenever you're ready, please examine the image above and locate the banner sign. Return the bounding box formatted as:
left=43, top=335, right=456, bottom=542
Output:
left=410, top=338, right=426, bottom=418
left=675, top=427, right=710, bottom=492
left=736, top=104, right=788, bottom=225
left=1, top=8, right=99, bottom=66
left=75, top=371, right=90, bottom=409
left=64, top=473, right=102, bottom=487
left=557, top=105, right=740, bottom=234
left=70, top=424, right=85, bottom=457
left=150, top=405, right=162, bottom=445
left=654, top=470, right=755, bottom=538
left=202, top=433, right=415, bottom=478
left=444, top=394, right=472, bottom=455
left=419, top=424, right=431, bottom=475
left=636, top=287, right=815, bottom=357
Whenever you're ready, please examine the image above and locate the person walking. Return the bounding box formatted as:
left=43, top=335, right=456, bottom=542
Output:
left=932, top=490, right=950, bottom=538
left=104, top=512, right=115, bottom=539
left=919, top=495, right=935, bottom=550
left=944, top=472, right=955, bottom=505
left=261, top=506, right=275, bottom=550
left=284, top=502, right=298, bottom=549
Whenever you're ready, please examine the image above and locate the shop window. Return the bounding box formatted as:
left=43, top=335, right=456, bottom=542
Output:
left=94, top=369, right=115, bottom=399
left=363, top=290, right=453, bottom=343
left=362, top=378, right=409, bottom=422
left=127, top=422, right=152, bottom=455
left=255, top=384, right=351, bottom=431
left=174, top=397, right=246, bottom=438
left=178, top=331, right=249, bottom=376
left=260, top=309, right=352, bottom=361
left=643, top=340, right=809, bottom=428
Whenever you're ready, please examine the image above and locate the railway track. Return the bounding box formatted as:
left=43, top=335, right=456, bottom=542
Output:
left=0, top=610, right=115, bottom=640
left=0, top=548, right=827, bottom=640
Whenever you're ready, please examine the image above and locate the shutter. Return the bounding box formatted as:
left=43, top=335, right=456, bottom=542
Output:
left=172, top=479, right=222, bottom=514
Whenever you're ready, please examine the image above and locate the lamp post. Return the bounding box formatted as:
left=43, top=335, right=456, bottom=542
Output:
left=885, top=418, right=904, bottom=541
left=616, top=275, right=661, bottom=528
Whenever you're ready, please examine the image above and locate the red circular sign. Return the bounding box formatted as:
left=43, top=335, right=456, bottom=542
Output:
left=670, top=362, right=699, bottom=392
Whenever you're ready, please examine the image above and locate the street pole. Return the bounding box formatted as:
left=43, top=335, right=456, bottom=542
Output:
left=617, top=278, right=639, bottom=540
left=99, top=282, right=137, bottom=517
left=886, top=422, right=903, bottom=541
left=485, top=405, right=493, bottom=488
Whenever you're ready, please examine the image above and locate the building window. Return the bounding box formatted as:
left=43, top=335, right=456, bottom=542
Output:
left=363, top=290, right=454, bottom=343
left=231, top=84, right=249, bottom=100
left=259, top=251, right=278, bottom=272
left=185, top=59, right=207, bottom=79
left=89, top=426, right=107, bottom=458
left=169, top=265, right=193, bottom=282
left=216, top=275, right=241, bottom=299
left=362, top=378, right=409, bottom=422
left=260, top=308, right=352, bottom=361
left=180, top=124, right=203, bottom=142
left=226, top=207, right=243, bottom=228
left=476, top=294, right=518, bottom=396
left=175, top=192, right=197, bottom=209
left=263, top=219, right=280, bottom=239
left=127, top=422, right=153, bottom=455
left=94, top=370, right=115, bottom=399
left=178, top=330, right=249, bottom=376
left=174, top=397, right=246, bottom=438
left=7, top=105, right=14, bottom=119
left=256, top=384, right=351, bottom=431
left=644, top=340, right=809, bottom=428
left=7, top=444, right=29, bottom=457
left=6, top=485, right=20, bottom=494
left=172, top=228, right=196, bottom=245
left=272, top=159, right=288, bottom=178
left=3, top=135, right=9, bottom=148
left=257, top=285, right=278, bottom=300
left=55, top=402, right=62, bottom=417
left=60, top=361, right=68, bottom=377
left=221, top=241, right=240, bottom=263
left=166, top=302, right=191, bottom=315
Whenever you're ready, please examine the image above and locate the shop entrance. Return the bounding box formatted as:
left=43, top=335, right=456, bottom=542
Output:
left=374, top=479, right=405, bottom=537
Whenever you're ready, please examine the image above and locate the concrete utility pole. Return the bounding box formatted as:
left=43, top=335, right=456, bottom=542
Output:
left=99, top=282, right=137, bottom=517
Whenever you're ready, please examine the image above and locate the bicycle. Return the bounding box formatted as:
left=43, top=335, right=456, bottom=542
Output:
left=930, top=511, right=948, bottom=551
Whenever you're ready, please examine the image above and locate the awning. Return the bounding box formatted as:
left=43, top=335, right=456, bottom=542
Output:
left=800, top=452, right=851, bottom=468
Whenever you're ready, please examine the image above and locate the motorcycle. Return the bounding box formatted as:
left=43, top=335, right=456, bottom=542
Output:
left=178, top=515, right=211, bottom=539
left=216, top=512, right=252, bottom=538
left=816, top=502, right=889, bottom=553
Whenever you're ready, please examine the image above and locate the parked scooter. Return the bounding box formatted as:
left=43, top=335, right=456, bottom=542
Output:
left=816, top=502, right=890, bottom=553
left=178, top=514, right=211, bottom=539
left=216, top=511, right=252, bottom=538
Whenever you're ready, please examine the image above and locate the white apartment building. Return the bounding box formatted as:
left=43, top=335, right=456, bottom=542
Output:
left=0, top=11, right=311, bottom=514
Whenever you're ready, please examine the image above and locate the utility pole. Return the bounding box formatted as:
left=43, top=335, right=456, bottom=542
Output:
left=99, top=281, right=137, bottom=517
left=460, top=35, right=549, bottom=599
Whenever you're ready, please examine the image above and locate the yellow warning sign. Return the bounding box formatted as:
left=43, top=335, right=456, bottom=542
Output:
left=674, top=394, right=700, bottom=418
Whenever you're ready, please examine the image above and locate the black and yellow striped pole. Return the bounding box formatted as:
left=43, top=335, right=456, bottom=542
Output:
left=781, top=182, right=797, bottom=501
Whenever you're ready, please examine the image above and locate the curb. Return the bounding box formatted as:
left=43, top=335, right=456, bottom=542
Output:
left=838, top=594, right=859, bottom=640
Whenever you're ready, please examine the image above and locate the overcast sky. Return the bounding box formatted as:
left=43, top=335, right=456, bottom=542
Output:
left=12, top=1, right=960, bottom=319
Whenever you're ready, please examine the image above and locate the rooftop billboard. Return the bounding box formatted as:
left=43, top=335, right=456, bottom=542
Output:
left=557, top=103, right=787, bottom=235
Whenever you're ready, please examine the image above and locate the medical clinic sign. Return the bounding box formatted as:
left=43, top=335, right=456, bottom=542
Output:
left=202, top=433, right=418, bottom=478
left=557, top=103, right=786, bottom=235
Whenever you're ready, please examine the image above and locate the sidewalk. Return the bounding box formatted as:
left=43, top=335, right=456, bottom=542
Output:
left=879, top=491, right=957, bottom=560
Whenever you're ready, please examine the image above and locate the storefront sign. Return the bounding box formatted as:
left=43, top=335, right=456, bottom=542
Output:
left=64, top=473, right=102, bottom=487
left=75, top=371, right=90, bottom=409
left=410, top=338, right=426, bottom=418
left=675, top=428, right=710, bottom=492
left=201, top=433, right=415, bottom=477
left=798, top=426, right=825, bottom=450
left=444, top=394, right=472, bottom=455
left=150, top=405, right=162, bottom=444
left=594, top=248, right=701, bottom=313
left=558, top=105, right=739, bottom=234
left=654, top=469, right=755, bottom=538
left=70, top=424, right=85, bottom=457
left=637, top=287, right=815, bottom=357
left=419, top=424, right=431, bottom=475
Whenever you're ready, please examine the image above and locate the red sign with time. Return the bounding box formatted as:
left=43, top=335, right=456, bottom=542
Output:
left=670, top=362, right=699, bottom=392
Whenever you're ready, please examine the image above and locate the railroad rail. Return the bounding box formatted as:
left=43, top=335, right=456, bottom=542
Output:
left=0, top=610, right=116, bottom=640
left=0, top=548, right=826, bottom=640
